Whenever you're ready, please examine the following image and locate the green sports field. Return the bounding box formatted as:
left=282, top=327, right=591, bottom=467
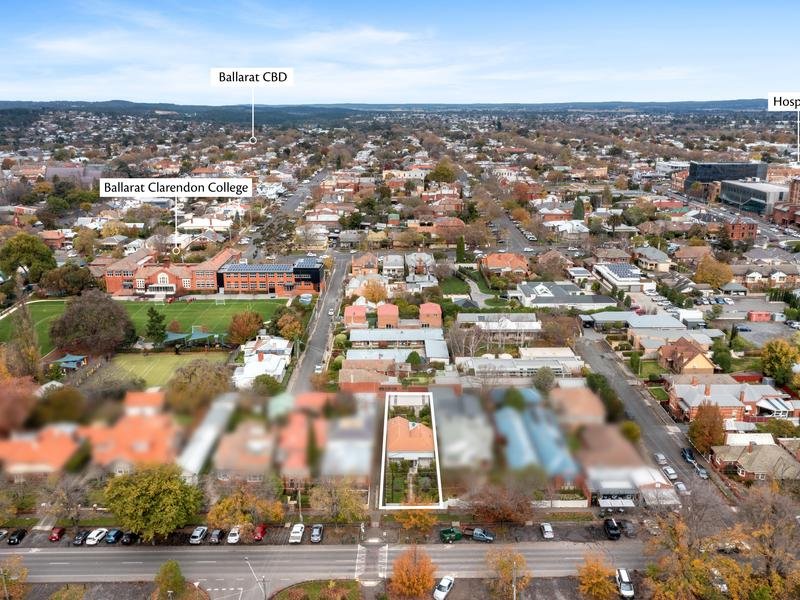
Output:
left=107, top=352, right=229, bottom=387
left=0, top=299, right=286, bottom=355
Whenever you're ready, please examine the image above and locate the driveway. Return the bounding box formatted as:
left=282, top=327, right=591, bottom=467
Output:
left=465, top=277, right=493, bottom=307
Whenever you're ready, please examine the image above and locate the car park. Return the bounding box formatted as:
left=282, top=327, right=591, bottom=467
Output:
left=253, top=524, right=267, bottom=541
left=105, top=529, right=123, bottom=544
left=72, top=530, right=90, bottom=546
left=603, top=518, right=621, bottom=540
left=288, top=523, right=305, bottom=544
left=7, top=529, right=26, bottom=545
left=48, top=527, right=66, bottom=542
left=662, top=465, right=678, bottom=481
left=121, top=532, right=138, bottom=545
left=310, top=524, right=324, bottom=543
left=189, top=526, right=208, bottom=545
left=540, top=523, right=554, bottom=539
left=85, top=528, right=108, bottom=546
left=209, top=529, right=225, bottom=544
left=615, top=569, right=635, bottom=598
left=227, top=527, right=240, bottom=544
left=433, top=575, right=455, bottom=600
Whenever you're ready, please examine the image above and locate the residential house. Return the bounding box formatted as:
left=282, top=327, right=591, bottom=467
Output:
left=430, top=388, right=493, bottom=470
left=593, top=248, right=630, bottom=264
left=177, top=394, right=237, bottom=484
left=343, top=304, right=368, bottom=329
left=668, top=379, right=792, bottom=422
left=232, top=352, right=289, bottom=389
left=479, top=252, right=531, bottom=279
left=39, top=230, right=66, bottom=250
left=351, top=253, right=380, bottom=277
left=213, top=421, right=274, bottom=482
left=454, top=312, right=542, bottom=346
left=381, top=254, right=405, bottom=279
left=712, top=435, right=800, bottom=482
left=673, top=245, right=713, bottom=267
left=386, top=416, right=435, bottom=466
left=593, top=263, right=654, bottom=292
left=419, top=303, right=442, bottom=328
left=405, top=252, right=435, bottom=274
left=549, top=386, right=606, bottom=430
left=377, top=303, right=400, bottom=328
left=657, top=337, right=715, bottom=374
left=277, top=412, right=327, bottom=484
left=515, top=281, right=617, bottom=310
left=633, top=246, right=672, bottom=273
left=320, top=397, right=376, bottom=482
left=0, top=425, right=80, bottom=482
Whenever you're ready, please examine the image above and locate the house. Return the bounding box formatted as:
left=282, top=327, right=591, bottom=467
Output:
left=657, top=337, right=715, bottom=374
left=455, top=353, right=584, bottom=378
left=177, top=394, right=237, bottom=484
left=377, top=303, right=400, bottom=328
left=277, top=411, right=327, bottom=483
left=213, top=421, right=274, bottom=482
left=405, top=252, right=435, bottom=274
left=454, top=312, right=542, bottom=346
left=430, top=388, right=493, bottom=470
left=549, top=385, right=606, bottom=429
left=39, top=229, right=66, bottom=249
left=351, top=252, right=379, bottom=277
left=593, top=248, right=630, bottom=263
left=633, top=246, right=672, bottom=272
left=0, top=425, right=80, bottom=482
left=515, top=281, right=617, bottom=310
left=419, top=303, right=442, bottom=328
left=343, top=305, right=368, bottom=329
left=673, top=245, right=713, bottom=267
left=232, top=352, right=289, bottom=389
left=320, top=398, right=376, bottom=481
left=479, top=253, right=531, bottom=279
left=712, top=438, right=800, bottom=482
left=593, top=263, right=654, bottom=292
left=241, top=333, right=292, bottom=359
left=668, top=379, right=791, bottom=422
left=381, top=254, right=405, bottom=279
left=386, top=416, right=435, bottom=465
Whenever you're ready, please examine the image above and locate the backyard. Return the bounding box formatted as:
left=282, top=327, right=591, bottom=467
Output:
left=0, top=299, right=286, bottom=354
left=102, top=352, right=229, bottom=387
left=440, top=276, right=470, bottom=295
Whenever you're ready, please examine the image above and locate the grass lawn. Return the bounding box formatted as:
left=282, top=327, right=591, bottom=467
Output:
left=462, top=269, right=495, bottom=295
left=440, top=276, right=470, bottom=295
left=634, top=360, right=667, bottom=380
left=0, top=299, right=285, bottom=355
left=730, top=356, right=762, bottom=372
left=274, top=580, right=360, bottom=600
left=649, top=387, right=669, bottom=402
left=105, top=352, right=228, bottom=387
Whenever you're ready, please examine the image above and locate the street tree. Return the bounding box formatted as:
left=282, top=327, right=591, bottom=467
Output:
left=388, top=547, right=436, bottom=599
left=48, top=584, right=86, bottom=600
left=227, top=310, right=264, bottom=345
left=145, top=306, right=167, bottom=346
left=207, top=488, right=284, bottom=531
left=166, top=359, right=231, bottom=414
left=308, top=480, right=366, bottom=523
left=694, top=255, right=733, bottom=289
left=688, top=402, right=725, bottom=455
left=395, top=510, right=437, bottom=535
left=277, top=313, right=304, bottom=340
left=41, top=477, right=84, bottom=526
left=4, top=300, right=41, bottom=379
left=154, top=560, right=185, bottom=600
left=0, top=232, right=56, bottom=283
left=0, top=489, right=16, bottom=526
left=104, top=464, right=203, bottom=542
left=467, top=484, right=533, bottom=523
left=486, top=548, right=531, bottom=599
left=761, top=338, right=800, bottom=386
left=578, top=554, right=616, bottom=600
left=50, top=290, right=136, bottom=355
left=619, top=420, right=641, bottom=445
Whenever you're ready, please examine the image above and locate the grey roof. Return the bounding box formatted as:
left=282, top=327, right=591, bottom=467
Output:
left=711, top=444, right=800, bottom=478
left=424, top=339, right=450, bottom=360
left=597, top=262, right=643, bottom=279
left=177, top=393, right=237, bottom=480
left=346, top=348, right=413, bottom=361
left=721, top=282, right=748, bottom=291
left=430, top=387, right=483, bottom=418
left=349, top=328, right=444, bottom=343
left=456, top=312, right=539, bottom=324
left=635, top=246, right=670, bottom=262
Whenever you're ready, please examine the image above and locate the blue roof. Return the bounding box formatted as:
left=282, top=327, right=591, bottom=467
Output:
left=165, top=331, right=190, bottom=342
left=489, top=387, right=541, bottom=406
left=54, top=354, right=85, bottom=365
left=219, top=263, right=292, bottom=273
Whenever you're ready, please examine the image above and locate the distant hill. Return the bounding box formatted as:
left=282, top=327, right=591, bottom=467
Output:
left=0, top=98, right=769, bottom=125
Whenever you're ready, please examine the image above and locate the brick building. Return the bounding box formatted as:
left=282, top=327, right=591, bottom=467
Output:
left=218, top=258, right=324, bottom=296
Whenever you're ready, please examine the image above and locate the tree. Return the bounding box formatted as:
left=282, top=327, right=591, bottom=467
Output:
left=71, top=228, right=97, bottom=256
left=426, top=159, right=457, bottom=183
left=0, top=555, right=28, bottom=600
left=28, top=386, right=85, bottom=426
left=166, top=319, right=182, bottom=333
left=104, top=464, right=202, bottom=542
left=619, top=420, right=641, bottom=445
left=756, top=419, right=799, bottom=438
left=253, top=374, right=282, bottom=397
left=572, top=198, right=585, bottom=220
left=39, top=264, right=96, bottom=296
left=50, top=290, right=136, bottom=355
left=0, top=377, right=37, bottom=436
left=308, top=480, right=366, bottom=523
left=486, top=548, right=531, bottom=599
left=467, top=484, right=533, bottom=523
left=0, top=232, right=56, bottom=283
left=740, top=483, right=800, bottom=579
left=456, top=236, right=466, bottom=262
left=694, top=255, right=733, bottom=289
left=154, top=560, right=185, bottom=600
left=277, top=313, right=304, bottom=340
left=388, top=547, right=436, bottom=599
left=761, top=338, right=800, bottom=386
left=41, top=477, right=84, bottom=526
left=226, top=310, right=264, bottom=345
left=532, top=366, right=555, bottom=393
left=688, top=402, right=725, bottom=455
left=49, top=584, right=86, bottom=600
left=406, top=350, right=422, bottom=366
left=362, top=279, right=388, bottom=303
left=166, top=359, right=231, bottom=414
left=5, top=301, right=41, bottom=379
left=395, top=510, right=437, bottom=535
left=207, top=488, right=284, bottom=530
left=578, top=554, right=616, bottom=600
left=145, top=306, right=167, bottom=346
left=712, top=344, right=732, bottom=373
left=0, top=489, right=16, bottom=526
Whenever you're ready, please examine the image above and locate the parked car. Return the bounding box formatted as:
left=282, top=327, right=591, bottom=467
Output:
left=288, top=523, right=305, bottom=544
left=105, top=529, right=123, bottom=544
left=540, top=523, right=554, bottom=539
left=189, top=526, right=208, bottom=545
left=681, top=447, right=695, bottom=463
left=310, top=524, right=324, bottom=543
left=674, top=481, right=690, bottom=496
left=7, top=529, right=27, bottom=545
left=710, top=568, right=729, bottom=593
left=433, top=575, right=455, bottom=600
left=603, top=519, right=622, bottom=540
left=463, top=527, right=494, bottom=543
left=662, top=465, right=678, bottom=481
left=735, top=325, right=751, bottom=332
left=121, top=532, right=139, bottom=545
left=615, top=569, right=635, bottom=598
left=253, top=524, right=267, bottom=542
left=327, top=308, right=335, bottom=316
left=695, top=464, right=709, bottom=479
left=209, top=529, right=225, bottom=544
left=72, top=530, right=90, bottom=546
left=620, top=520, right=637, bottom=538
left=49, top=527, right=66, bottom=542
left=653, top=452, right=668, bottom=466
left=85, top=528, right=108, bottom=546
left=0, top=530, right=7, bottom=542
left=227, top=527, right=240, bottom=544
left=439, top=527, right=463, bottom=544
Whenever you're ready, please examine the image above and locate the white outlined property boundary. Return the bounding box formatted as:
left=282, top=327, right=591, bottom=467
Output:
left=378, top=391, right=444, bottom=510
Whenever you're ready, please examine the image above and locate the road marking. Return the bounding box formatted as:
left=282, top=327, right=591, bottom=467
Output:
left=48, top=562, right=69, bottom=565
left=121, top=561, right=142, bottom=564
left=197, top=560, right=218, bottom=563
left=354, top=544, right=366, bottom=580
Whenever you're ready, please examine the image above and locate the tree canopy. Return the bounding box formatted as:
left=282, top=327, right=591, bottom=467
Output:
left=0, top=232, right=56, bottom=283
left=166, top=359, right=231, bottom=414
left=49, top=290, right=136, bottom=355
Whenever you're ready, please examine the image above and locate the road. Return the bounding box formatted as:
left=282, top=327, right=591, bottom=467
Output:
left=0, top=539, right=646, bottom=599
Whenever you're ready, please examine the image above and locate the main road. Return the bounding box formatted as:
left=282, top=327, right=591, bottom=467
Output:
left=0, top=539, right=646, bottom=599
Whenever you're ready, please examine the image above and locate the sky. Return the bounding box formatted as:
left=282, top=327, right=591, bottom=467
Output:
left=1, top=0, right=799, bottom=105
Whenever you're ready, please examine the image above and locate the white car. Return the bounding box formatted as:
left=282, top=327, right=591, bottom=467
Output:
left=306, top=251, right=317, bottom=257
left=433, top=575, right=455, bottom=600
left=523, top=247, right=534, bottom=253
left=674, top=481, right=690, bottom=496
left=328, top=309, right=335, bottom=317
left=85, top=528, right=108, bottom=546
left=349, top=249, right=357, bottom=254
left=314, top=364, right=324, bottom=374
left=615, top=569, right=635, bottom=598
left=540, top=523, right=554, bottom=539
left=662, top=465, right=678, bottom=481
left=723, top=297, right=735, bottom=305
left=288, top=523, right=305, bottom=544
left=226, top=527, right=240, bottom=544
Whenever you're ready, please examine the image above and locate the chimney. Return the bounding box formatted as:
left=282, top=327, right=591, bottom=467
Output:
left=704, top=383, right=711, bottom=397
left=739, top=389, right=746, bottom=404
left=691, top=375, right=698, bottom=386
left=748, top=441, right=755, bottom=454
left=258, top=352, right=263, bottom=362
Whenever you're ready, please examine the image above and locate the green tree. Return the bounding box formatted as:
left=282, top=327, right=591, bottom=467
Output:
left=49, top=290, right=136, bottom=355
left=154, top=560, right=185, bottom=600
left=0, top=232, right=56, bottom=283
left=406, top=350, right=422, bottom=366
left=166, top=359, right=231, bottom=414
left=619, top=420, right=641, bottom=445
left=761, top=339, right=800, bottom=386
left=145, top=306, right=167, bottom=346
left=426, top=159, right=457, bottom=183
left=572, top=198, right=585, bottom=220
left=532, top=366, right=555, bottom=393
left=503, top=388, right=526, bottom=412
left=39, top=264, right=96, bottom=296
left=688, top=402, right=725, bottom=455
left=253, top=374, right=282, bottom=397
left=5, top=300, right=41, bottom=379
left=28, top=386, right=86, bottom=426
left=49, top=584, right=86, bottom=600
left=712, top=344, right=732, bottom=373
left=756, top=419, right=799, bottom=438
left=456, top=235, right=466, bottom=263
left=104, top=464, right=202, bottom=542
left=308, top=480, right=366, bottom=523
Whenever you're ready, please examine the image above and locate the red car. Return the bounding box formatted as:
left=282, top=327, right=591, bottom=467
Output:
left=253, top=524, right=267, bottom=541
left=48, top=527, right=66, bottom=542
